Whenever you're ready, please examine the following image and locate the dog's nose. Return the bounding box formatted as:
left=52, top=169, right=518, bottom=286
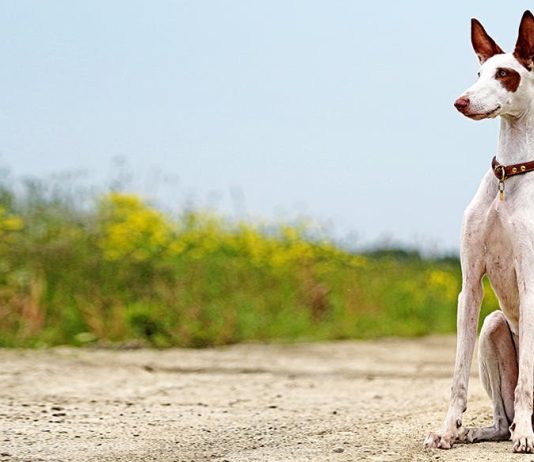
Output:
left=454, top=96, right=470, bottom=111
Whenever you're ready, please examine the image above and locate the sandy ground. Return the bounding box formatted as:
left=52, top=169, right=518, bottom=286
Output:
left=0, top=336, right=525, bottom=462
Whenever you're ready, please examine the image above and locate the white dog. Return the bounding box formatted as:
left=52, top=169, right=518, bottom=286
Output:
left=424, top=11, right=534, bottom=453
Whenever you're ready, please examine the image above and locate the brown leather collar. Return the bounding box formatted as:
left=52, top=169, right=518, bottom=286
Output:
left=492, top=156, right=534, bottom=180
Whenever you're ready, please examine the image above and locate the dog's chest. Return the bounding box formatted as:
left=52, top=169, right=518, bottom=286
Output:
left=481, top=200, right=520, bottom=331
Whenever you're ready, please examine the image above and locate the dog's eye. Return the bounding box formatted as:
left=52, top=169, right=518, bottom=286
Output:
left=477, top=71, right=481, bottom=77
left=497, top=69, right=508, bottom=78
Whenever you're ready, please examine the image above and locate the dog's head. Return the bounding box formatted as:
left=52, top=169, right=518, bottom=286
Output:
left=455, top=11, right=534, bottom=120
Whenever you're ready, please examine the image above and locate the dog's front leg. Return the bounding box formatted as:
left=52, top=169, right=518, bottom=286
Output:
left=510, top=253, right=534, bottom=453
left=425, top=274, right=484, bottom=449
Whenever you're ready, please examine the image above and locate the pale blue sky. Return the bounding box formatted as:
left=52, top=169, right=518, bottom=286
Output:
left=1, top=1, right=533, bottom=251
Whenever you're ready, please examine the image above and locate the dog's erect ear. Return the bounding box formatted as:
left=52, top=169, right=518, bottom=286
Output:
left=514, top=10, right=534, bottom=70
left=471, top=18, right=504, bottom=64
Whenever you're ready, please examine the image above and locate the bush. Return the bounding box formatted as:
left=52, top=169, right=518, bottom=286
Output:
left=0, top=177, right=497, bottom=347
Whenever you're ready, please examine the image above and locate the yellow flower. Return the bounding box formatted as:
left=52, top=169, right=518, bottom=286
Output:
left=427, top=269, right=458, bottom=301
left=0, top=207, right=23, bottom=233
left=98, top=193, right=174, bottom=261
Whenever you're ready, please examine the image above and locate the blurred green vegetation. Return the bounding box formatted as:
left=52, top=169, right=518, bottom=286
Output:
left=0, top=176, right=499, bottom=348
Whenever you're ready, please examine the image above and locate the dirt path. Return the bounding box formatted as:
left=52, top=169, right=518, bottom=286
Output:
left=0, top=337, right=521, bottom=461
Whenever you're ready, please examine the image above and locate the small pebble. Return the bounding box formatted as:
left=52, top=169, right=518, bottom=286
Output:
left=333, top=448, right=344, bottom=453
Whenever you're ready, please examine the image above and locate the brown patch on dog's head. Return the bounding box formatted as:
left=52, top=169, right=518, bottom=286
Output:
left=514, top=10, right=534, bottom=70
left=471, top=18, right=504, bottom=63
left=495, top=68, right=521, bottom=92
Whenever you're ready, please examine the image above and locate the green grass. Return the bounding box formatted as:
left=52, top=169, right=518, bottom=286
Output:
left=0, top=177, right=499, bottom=348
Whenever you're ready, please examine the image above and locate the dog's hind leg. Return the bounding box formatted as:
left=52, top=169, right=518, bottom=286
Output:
left=461, top=310, right=518, bottom=443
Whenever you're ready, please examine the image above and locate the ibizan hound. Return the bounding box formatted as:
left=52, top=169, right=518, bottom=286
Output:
left=424, top=11, right=534, bottom=453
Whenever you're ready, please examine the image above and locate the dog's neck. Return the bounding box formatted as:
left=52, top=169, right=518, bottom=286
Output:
left=497, top=108, right=534, bottom=164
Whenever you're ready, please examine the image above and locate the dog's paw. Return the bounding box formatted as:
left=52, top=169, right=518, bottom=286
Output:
left=424, top=431, right=457, bottom=450
left=511, top=422, right=534, bottom=453
left=456, top=425, right=473, bottom=443
left=512, top=434, right=534, bottom=453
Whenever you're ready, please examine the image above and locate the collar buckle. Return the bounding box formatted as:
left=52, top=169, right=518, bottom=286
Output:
left=494, top=165, right=506, bottom=181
